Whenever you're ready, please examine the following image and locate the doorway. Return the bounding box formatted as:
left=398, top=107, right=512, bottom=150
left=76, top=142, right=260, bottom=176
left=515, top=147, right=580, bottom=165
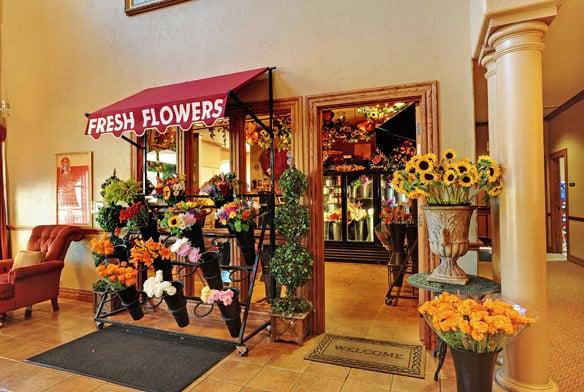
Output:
left=548, top=149, right=569, bottom=256
left=302, top=82, right=439, bottom=346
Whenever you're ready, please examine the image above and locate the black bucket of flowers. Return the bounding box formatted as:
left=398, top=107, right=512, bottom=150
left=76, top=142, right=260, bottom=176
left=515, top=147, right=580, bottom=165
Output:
left=152, top=258, right=173, bottom=282
left=216, top=288, right=241, bottom=338
left=198, top=251, right=223, bottom=290
left=184, top=223, right=206, bottom=252
left=163, top=281, right=189, bottom=328
left=229, top=223, right=256, bottom=266
left=116, top=286, right=144, bottom=321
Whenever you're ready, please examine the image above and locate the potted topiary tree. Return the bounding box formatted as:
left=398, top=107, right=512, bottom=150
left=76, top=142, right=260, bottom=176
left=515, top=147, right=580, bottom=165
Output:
left=270, top=166, right=313, bottom=345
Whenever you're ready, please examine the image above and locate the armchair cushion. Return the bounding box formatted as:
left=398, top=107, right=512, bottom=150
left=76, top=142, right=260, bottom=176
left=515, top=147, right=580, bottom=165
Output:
left=13, top=250, right=46, bottom=269
left=10, top=260, right=64, bottom=281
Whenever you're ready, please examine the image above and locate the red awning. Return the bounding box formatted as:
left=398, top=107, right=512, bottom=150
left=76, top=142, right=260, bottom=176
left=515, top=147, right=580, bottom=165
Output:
left=85, top=67, right=268, bottom=140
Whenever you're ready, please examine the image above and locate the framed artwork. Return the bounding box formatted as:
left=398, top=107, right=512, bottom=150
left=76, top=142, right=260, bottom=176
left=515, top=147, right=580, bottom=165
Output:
left=124, top=0, right=191, bottom=16
left=56, top=152, right=93, bottom=227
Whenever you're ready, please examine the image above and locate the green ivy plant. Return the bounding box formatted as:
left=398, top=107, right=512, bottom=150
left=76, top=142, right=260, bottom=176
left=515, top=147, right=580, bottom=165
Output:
left=278, top=166, right=307, bottom=202
left=274, top=203, right=309, bottom=241
left=271, top=166, right=313, bottom=317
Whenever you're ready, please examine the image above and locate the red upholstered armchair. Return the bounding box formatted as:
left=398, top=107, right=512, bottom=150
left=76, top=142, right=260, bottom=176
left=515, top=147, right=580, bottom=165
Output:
left=0, top=225, right=84, bottom=326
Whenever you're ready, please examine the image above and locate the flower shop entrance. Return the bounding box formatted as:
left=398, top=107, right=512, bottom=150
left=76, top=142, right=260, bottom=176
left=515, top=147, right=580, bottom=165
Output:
left=301, top=82, right=439, bottom=347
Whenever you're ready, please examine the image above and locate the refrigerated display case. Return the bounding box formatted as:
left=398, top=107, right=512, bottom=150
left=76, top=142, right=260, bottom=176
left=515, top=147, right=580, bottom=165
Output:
left=323, top=171, right=396, bottom=263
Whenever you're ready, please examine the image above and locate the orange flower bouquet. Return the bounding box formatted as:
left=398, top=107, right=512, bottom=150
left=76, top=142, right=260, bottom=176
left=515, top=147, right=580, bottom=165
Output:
left=418, top=292, right=535, bottom=353
left=129, top=239, right=173, bottom=281
left=91, top=234, right=115, bottom=265
left=96, top=261, right=137, bottom=291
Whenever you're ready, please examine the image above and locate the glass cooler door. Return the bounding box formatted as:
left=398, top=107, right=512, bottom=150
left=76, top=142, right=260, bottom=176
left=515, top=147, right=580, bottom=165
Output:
left=323, top=175, right=343, bottom=241
left=346, top=174, right=375, bottom=243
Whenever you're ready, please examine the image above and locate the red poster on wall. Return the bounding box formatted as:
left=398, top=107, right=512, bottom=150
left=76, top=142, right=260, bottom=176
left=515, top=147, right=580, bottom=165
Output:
left=56, top=152, right=93, bottom=227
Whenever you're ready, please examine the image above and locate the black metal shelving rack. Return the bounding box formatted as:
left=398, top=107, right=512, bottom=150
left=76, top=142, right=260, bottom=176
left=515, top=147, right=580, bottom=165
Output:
left=92, top=67, right=278, bottom=356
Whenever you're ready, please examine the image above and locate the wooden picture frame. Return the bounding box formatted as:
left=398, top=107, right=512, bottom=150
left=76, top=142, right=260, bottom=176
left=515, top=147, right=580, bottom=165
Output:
left=56, top=152, right=93, bottom=227
left=124, top=0, right=191, bottom=16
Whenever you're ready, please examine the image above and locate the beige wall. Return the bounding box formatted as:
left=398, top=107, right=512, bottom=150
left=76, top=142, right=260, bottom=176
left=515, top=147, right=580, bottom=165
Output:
left=1, top=0, right=475, bottom=291
left=546, top=99, right=584, bottom=261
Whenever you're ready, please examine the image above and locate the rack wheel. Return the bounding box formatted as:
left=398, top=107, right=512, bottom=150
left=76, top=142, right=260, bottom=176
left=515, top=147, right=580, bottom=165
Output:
left=237, top=345, right=249, bottom=357
left=96, top=321, right=105, bottom=330
left=267, top=325, right=272, bottom=334
left=385, top=297, right=395, bottom=306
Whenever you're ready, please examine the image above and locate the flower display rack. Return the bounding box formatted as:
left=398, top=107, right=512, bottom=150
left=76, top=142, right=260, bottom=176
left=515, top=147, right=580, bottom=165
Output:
left=94, top=197, right=275, bottom=356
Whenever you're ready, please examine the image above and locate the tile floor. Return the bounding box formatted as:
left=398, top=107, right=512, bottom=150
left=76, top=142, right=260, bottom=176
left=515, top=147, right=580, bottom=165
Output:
left=0, top=262, right=485, bottom=392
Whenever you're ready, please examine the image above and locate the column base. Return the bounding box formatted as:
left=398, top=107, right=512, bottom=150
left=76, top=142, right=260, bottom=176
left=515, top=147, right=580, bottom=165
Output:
left=495, top=369, right=558, bottom=392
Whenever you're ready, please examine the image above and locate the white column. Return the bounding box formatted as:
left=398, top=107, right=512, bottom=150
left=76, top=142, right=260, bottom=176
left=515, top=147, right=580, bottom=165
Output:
left=480, top=52, right=501, bottom=282
left=489, top=21, right=557, bottom=392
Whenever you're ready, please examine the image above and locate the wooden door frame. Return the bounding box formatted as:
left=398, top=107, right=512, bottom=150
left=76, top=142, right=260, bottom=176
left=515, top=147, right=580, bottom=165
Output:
left=548, top=148, right=569, bottom=254
left=302, top=81, right=439, bottom=343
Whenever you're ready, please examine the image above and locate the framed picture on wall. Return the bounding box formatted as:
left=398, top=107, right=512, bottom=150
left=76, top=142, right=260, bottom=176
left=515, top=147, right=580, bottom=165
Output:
left=56, top=152, right=93, bottom=227
left=124, top=0, right=191, bottom=16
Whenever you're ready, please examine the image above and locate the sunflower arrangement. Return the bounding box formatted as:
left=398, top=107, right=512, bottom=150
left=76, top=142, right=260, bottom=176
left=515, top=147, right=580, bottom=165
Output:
left=391, top=149, right=502, bottom=205
left=418, top=292, right=535, bottom=353
left=129, top=239, right=172, bottom=268
left=155, top=175, right=186, bottom=205
left=159, top=201, right=209, bottom=236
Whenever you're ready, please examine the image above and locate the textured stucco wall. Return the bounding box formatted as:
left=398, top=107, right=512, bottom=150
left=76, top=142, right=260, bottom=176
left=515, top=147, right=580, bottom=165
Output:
left=1, top=0, right=475, bottom=291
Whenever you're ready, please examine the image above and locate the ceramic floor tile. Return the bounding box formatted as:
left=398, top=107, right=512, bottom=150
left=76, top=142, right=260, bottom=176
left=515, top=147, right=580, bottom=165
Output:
left=208, top=359, right=263, bottom=385
left=291, top=374, right=343, bottom=392
left=92, top=383, right=139, bottom=392
left=390, top=374, right=440, bottom=392
left=229, top=346, right=279, bottom=366
left=187, top=378, right=242, bottom=392
left=341, top=382, right=389, bottom=392
left=265, top=350, right=311, bottom=372
left=40, top=374, right=104, bottom=392
left=303, top=361, right=350, bottom=381
left=247, top=367, right=302, bottom=392
left=345, top=368, right=393, bottom=389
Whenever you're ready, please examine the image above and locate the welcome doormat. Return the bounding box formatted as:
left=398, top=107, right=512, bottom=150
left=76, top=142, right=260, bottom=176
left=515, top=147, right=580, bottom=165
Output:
left=305, top=334, right=425, bottom=378
left=27, top=324, right=234, bottom=392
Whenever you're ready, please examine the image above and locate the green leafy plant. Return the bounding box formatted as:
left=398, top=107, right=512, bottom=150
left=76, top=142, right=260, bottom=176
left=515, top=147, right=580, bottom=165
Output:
left=103, top=178, right=141, bottom=206
left=278, top=166, right=307, bottom=202
left=96, top=204, right=122, bottom=233
left=274, top=203, right=309, bottom=240
left=271, top=166, right=313, bottom=317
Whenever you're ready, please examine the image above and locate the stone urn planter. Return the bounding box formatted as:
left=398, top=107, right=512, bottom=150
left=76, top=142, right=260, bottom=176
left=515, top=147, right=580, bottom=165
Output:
left=422, top=205, right=475, bottom=285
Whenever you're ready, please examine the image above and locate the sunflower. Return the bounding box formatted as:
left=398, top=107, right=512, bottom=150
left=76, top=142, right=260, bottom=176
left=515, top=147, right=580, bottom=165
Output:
left=408, top=189, right=428, bottom=199
left=487, top=185, right=502, bottom=197
left=426, top=153, right=438, bottom=165
left=415, top=156, right=434, bottom=174
left=167, top=215, right=181, bottom=228
left=443, top=169, right=458, bottom=186
left=405, top=159, right=417, bottom=174
left=391, top=174, right=405, bottom=194
left=477, top=155, right=493, bottom=165
left=459, top=172, right=476, bottom=188
left=163, top=186, right=171, bottom=200
left=487, top=164, right=501, bottom=183
left=454, top=160, right=471, bottom=176
left=443, top=148, right=457, bottom=161
left=420, top=171, right=438, bottom=184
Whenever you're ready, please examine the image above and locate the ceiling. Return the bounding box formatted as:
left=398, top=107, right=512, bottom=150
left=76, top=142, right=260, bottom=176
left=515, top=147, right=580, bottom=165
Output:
left=474, top=0, right=584, bottom=121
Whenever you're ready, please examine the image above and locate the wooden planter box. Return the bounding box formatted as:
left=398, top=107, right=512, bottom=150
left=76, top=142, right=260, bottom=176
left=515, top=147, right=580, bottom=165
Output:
left=270, top=312, right=310, bottom=345
left=93, top=291, right=122, bottom=315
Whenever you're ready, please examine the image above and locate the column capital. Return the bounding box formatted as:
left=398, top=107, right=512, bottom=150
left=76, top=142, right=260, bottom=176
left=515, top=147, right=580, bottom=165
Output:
left=480, top=52, right=496, bottom=80
left=488, top=21, right=549, bottom=60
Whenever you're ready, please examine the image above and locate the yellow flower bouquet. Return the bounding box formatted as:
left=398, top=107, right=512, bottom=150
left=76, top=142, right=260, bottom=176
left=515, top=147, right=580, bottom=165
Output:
left=391, top=149, right=502, bottom=205
left=418, top=292, right=535, bottom=353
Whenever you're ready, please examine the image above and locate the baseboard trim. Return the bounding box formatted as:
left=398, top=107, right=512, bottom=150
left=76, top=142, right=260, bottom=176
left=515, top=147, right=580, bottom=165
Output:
left=568, top=254, right=584, bottom=268
left=60, top=287, right=93, bottom=302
